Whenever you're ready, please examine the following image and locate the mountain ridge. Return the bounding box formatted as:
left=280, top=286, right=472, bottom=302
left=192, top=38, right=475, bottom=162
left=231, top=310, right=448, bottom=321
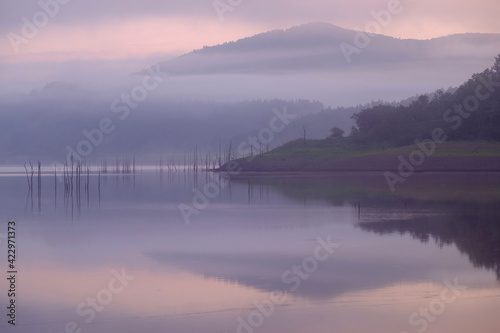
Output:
left=146, top=22, right=500, bottom=76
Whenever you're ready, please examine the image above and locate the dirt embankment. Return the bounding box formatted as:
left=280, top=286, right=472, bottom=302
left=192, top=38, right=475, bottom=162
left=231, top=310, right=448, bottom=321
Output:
left=215, top=142, right=500, bottom=173
left=218, top=153, right=500, bottom=173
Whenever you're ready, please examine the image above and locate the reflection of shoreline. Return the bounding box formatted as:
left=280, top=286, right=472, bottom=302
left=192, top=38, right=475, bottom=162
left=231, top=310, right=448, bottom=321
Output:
left=229, top=172, right=500, bottom=206
left=358, top=212, right=500, bottom=282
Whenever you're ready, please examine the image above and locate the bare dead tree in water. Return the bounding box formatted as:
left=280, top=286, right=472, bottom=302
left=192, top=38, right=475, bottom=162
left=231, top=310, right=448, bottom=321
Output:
left=37, top=161, right=41, bottom=212
left=30, top=162, right=34, bottom=193
left=70, top=155, right=74, bottom=193
left=23, top=163, right=32, bottom=193
left=85, top=165, right=90, bottom=193
left=101, top=160, right=108, bottom=174
left=98, top=166, right=101, bottom=205
left=86, top=165, right=90, bottom=208
left=227, top=141, right=233, bottom=163
left=218, top=143, right=222, bottom=168
left=54, top=164, right=57, bottom=211
left=193, top=145, right=199, bottom=172
left=212, top=156, right=217, bottom=170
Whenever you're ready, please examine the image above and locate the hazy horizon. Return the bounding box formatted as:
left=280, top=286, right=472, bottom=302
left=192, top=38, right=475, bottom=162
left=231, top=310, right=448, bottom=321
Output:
left=1, top=22, right=499, bottom=106
left=2, top=0, right=500, bottom=102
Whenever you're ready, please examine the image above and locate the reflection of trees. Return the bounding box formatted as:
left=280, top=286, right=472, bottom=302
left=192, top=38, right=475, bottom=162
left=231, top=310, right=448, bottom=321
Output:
left=232, top=174, right=500, bottom=282
left=358, top=207, right=500, bottom=281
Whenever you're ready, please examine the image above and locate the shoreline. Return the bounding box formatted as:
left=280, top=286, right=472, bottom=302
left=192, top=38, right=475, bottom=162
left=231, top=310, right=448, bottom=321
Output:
left=214, top=155, right=500, bottom=175
left=217, top=169, right=500, bottom=176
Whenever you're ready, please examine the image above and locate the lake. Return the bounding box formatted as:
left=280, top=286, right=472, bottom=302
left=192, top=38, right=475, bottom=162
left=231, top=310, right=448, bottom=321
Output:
left=1, top=167, right=499, bottom=333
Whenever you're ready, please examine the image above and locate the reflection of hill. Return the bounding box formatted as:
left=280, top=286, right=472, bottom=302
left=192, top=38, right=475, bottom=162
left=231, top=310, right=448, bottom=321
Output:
left=358, top=208, right=500, bottom=281
left=148, top=249, right=434, bottom=301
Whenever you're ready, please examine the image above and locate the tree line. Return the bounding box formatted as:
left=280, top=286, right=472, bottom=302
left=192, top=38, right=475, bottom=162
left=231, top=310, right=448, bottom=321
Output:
left=335, top=55, right=500, bottom=146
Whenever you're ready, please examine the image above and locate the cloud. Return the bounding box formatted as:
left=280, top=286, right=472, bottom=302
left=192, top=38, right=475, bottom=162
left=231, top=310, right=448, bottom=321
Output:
left=0, top=16, right=259, bottom=60
left=1, top=0, right=498, bottom=48
left=0, top=0, right=210, bottom=31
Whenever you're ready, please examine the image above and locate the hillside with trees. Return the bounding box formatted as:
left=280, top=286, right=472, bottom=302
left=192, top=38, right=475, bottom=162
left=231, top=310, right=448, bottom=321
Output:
left=350, top=55, right=500, bottom=146
left=220, top=55, right=500, bottom=173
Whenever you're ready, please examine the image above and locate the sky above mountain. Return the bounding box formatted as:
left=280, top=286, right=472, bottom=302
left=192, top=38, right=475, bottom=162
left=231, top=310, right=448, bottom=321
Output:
left=1, top=0, right=499, bottom=63
left=0, top=0, right=499, bottom=99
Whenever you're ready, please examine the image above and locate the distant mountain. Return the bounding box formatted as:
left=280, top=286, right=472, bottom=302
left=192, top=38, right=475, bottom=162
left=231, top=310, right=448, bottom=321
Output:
left=149, top=22, right=500, bottom=76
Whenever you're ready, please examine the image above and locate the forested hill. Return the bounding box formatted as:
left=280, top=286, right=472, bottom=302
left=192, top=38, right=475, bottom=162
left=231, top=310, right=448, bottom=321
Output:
left=349, top=55, right=500, bottom=146
left=216, top=56, right=500, bottom=173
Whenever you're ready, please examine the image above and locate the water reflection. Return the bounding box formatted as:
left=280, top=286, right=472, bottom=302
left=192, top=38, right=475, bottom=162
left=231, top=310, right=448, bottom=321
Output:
left=1, top=168, right=500, bottom=333
left=358, top=207, right=500, bottom=282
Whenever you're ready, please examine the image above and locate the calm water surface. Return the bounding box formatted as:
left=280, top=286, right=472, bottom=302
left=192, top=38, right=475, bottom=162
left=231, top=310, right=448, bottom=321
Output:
left=0, top=168, right=499, bottom=333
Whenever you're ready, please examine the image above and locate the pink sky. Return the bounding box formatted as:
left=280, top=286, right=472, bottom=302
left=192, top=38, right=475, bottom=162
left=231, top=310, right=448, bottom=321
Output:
left=1, top=0, right=499, bottom=63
